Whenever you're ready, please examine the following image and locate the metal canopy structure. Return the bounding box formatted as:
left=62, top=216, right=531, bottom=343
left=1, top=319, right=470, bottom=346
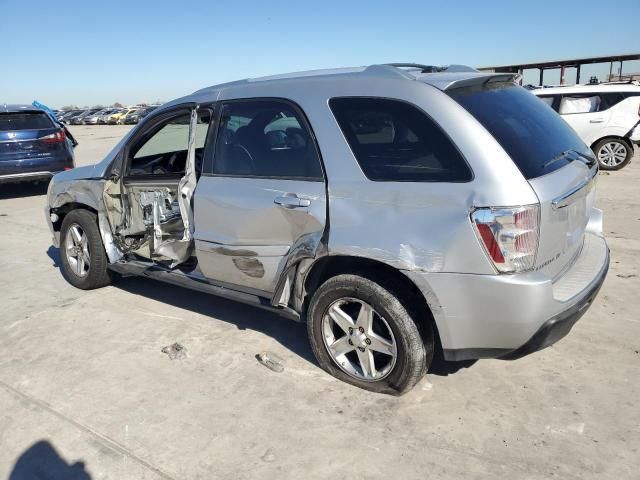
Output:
left=479, top=53, right=640, bottom=85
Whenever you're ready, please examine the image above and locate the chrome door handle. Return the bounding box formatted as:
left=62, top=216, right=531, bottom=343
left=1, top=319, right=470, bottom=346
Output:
left=274, top=195, right=311, bottom=209
left=589, top=119, right=604, bottom=123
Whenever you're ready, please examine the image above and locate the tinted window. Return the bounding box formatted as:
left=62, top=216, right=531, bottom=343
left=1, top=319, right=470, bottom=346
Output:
left=0, top=112, right=53, bottom=131
left=600, top=92, right=640, bottom=110
left=538, top=96, right=554, bottom=107
left=537, top=95, right=561, bottom=112
left=212, top=100, right=323, bottom=179
left=449, top=83, right=592, bottom=179
left=329, top=98, right=471, bottom=182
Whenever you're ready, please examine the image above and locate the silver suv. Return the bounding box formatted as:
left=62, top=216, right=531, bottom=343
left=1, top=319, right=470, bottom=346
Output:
left=45, top=64, right=609, bottom=394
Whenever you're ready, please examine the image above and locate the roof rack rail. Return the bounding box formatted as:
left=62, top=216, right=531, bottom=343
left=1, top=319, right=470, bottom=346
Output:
left=385, top=63, right=478, bottom=73
left=599, top=79, right=640, bottom=86
left=386, top=63, right=444, bottom=73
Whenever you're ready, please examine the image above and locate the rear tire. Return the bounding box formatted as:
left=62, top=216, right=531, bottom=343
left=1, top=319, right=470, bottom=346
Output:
left=60, top=209, right=112, bottom=290
left=593, top=138, right=632, bottom=170
left=307, top=274, right=432, bottom=395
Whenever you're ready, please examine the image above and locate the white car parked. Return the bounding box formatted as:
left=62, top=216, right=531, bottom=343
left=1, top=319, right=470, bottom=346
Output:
left=533, top=83, right=640, bottom=170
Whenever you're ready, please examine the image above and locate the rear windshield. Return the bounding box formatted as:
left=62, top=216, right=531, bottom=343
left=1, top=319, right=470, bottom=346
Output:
left=448, top=82, right=592, bottom=179
left=0, top=112, right=54, bottom=131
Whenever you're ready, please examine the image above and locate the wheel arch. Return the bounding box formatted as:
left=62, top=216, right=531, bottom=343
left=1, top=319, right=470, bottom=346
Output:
left=590, top=134, right=634, bottom=152
left=51, top=201, right=98, bottom=233
left=301, top=255, right=442, bottom=347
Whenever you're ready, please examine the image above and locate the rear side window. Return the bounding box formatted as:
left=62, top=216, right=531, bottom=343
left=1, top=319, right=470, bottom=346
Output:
left=0, top=112, right=53, bottom=131
left=537, top=95, right=561, bottom=112
left=600, top=91, right=640, bottom=110
left=329, top=98, right=472, bottom=182
left=212, top=100, right=323, bottom=180
left=449, top=83, right=591, bottom=179
left=542, top=91, right=640, bottom=114
left=538, top=96, right=554, bottom=107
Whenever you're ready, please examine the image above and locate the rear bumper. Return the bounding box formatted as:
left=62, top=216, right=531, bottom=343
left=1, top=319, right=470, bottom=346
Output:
left=0, top=171, right=57, bottom=184
left=0, top=153, right=74, bottom=183
left=407, top=221, right=609, bottom=361
left=499, top=248, right=608, bottom=360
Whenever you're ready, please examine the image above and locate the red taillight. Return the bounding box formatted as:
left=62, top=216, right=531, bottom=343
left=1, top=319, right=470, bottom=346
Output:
left=471, top=205, right=540, bottom=273
left=476, top=223, right=505, bottom=263
left=40, top=130, right=66, bottom=144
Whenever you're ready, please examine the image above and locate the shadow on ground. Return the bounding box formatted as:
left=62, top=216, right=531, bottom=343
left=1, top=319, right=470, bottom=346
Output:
left=46, top=246, right=476, bottom=376
left=9, top=440, right=90, bottom=480
left=0, top=182, right=49, bottom=200
left=429, top=347, right=477, bottom=376
left=47, top=246, right=61, bottom=268
left=116, top=275, right=317, bottom=364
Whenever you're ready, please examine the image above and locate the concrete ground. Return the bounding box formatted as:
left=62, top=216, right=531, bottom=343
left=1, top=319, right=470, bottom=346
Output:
left=0, top=125, right=638, bottom=479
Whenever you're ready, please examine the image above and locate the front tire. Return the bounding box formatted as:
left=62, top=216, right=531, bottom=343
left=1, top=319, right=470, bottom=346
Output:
left=307, top=274, right=432, bottom=395
left=593, top=138, right=632, bottom=170
left=60, top=209, right=112, bottom=290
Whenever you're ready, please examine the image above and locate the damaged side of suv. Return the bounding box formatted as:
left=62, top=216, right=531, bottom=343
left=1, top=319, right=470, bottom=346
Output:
left=102, top=107, right=207, bottom=267
left=49, top=105, right=213, bottom=274
left=46, top=64, right=609, bottom=395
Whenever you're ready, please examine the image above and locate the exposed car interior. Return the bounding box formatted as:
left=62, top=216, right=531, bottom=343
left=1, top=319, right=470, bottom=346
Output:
left=105, top=109, right=211, bottom=267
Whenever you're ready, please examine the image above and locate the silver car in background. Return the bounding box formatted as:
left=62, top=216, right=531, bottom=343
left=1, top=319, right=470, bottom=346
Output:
left=83, top=108, right=113, bottom=125
left=45, top=64, right=609, bottom=394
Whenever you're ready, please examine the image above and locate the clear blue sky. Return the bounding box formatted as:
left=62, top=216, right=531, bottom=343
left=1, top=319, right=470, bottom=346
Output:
left=2, top=0, right=639, bottom=108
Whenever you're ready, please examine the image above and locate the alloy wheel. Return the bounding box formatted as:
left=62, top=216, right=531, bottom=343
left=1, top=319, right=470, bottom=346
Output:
left=65, top=223, right=91, bottom=277
left=321, top=298, right=397, bottom=381
left=597, top=141, right=627, bottom=167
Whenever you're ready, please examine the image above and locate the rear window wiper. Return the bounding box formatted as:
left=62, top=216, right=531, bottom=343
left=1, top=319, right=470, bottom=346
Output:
left=543, top=150, right=595, bottom=170
left=570, top=149, right=596, bottom=168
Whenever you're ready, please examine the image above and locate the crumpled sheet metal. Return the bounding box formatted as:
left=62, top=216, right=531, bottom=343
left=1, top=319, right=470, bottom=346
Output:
left=50, top=178, right=126, bottom=263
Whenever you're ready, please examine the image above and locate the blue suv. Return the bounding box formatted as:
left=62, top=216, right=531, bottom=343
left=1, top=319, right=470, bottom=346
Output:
left=0, top=104, right=76, bottom=184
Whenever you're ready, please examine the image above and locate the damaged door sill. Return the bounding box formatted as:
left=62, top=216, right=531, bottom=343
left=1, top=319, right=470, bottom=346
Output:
left=108, top=261, right=301, bottom=322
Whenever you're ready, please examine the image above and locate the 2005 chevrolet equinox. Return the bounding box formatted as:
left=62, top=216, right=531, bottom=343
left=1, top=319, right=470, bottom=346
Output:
left=45, top=63, right=609, bottom=394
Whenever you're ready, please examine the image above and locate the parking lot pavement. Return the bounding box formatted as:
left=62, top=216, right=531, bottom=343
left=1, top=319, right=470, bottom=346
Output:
left=0, top=126, right=639, bottom=479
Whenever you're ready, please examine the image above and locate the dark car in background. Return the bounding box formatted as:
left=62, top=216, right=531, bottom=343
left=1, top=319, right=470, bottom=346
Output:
left=70, top=108, right=101, bottom=125
left=59, top=110, right=83, bottom=124
left=0, top=105, right=75, bottom=183
left=126, top=105, right=159, bottom=124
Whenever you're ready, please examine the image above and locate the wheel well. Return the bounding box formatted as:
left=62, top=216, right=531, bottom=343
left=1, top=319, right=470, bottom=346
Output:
left=51, top=203, right=98, bottom=232
left=303, top=255, right=438, bottom=343
left=591, top=135, right=634, bottom=152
